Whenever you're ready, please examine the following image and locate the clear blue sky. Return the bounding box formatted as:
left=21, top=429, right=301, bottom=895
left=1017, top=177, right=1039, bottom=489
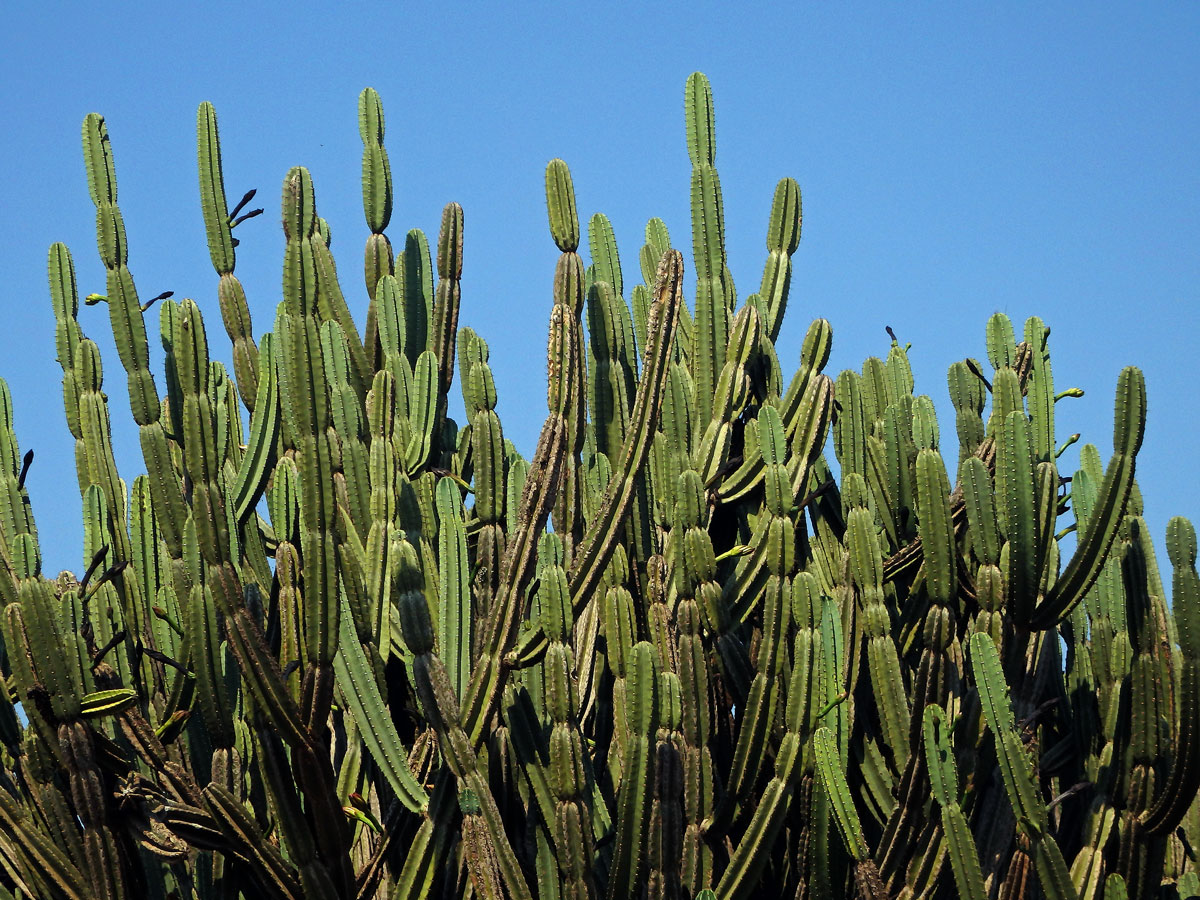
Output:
left=1, top=4, right=1196, bottom=578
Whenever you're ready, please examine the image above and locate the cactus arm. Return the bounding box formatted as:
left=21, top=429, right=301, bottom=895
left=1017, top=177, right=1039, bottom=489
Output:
left=230, top=333, right=280, bottom=524
left=814, top=726, right=868, bottom=859
left=0, top=788, right=91, bottom=900
left=723, top=576, right=789, bottom=804
left=403, top=350, right=439, bottom=473
left=1031, top=367, right=1144, bottom=629
left=961, top=456, right=1001, bottom=567
left=1035, top=843, right=1082, bottom=900
left=693, top=304, right=762, bottom=485
left=606, top=580, right=638, bottom=790
left=651, top=361, right=693, bottom=525
left=0, top=382, right=38, bottom=579
left=458, top=299, right=575, bottom=745
left=358, top=88, right=394, bottom=376
left=381, top=774, right=456, bottom=900
left=970, top=632, right=1078, bottom=899
left=784, top=373, right=836, bottom=501
left=715, top=616, right=816, bottom=900
left=200, top=783, right=302, bottom=899
left=686, top=72, right=732, bottom=430
left=566, top=249, right=681, bottom=599
left=849, top=499, right=910, bottom=769
left=949, top=359, right=987, bottom=468
left=543, top=159, right=589, bottom=554
left=1069, top=806, right=1118, bottom=900
left=198, top=102, right=261, bottom=412
left=757, top=177, right=801, bottom=342
left=781, top=318, right=833, bottom=436
left=834, top=370, right=868, bottom=488
left=713, top=779, right=789, bottom=900
left=175, top=299, right=233, bottom=565
left=997, top=410, right=1037, bottom=625
left=196, top=101, right=235, bottom=277
left=605, top=642, right=660, bottom=900
left=222, top=593, right=312, bottom=752
left=985, top=312, right=1018, bottom=370
left=583, top=218, right=633, bottom=468
left=922, top=705, right=987, bottom=900
left=398, top=581, right=533, bottom=900
left=428, top=203, right=463, bottom=454
left=47, top=242, right=85, bottom=489
left=399, top=229, right=434, bottom=364
left=672, top=470, right=718, bottom=892
left=183, top=528, right=233, bottom=751
left=332, top=589, right=428, bottom=813
left=505, top=250, right=682, bottom=674
left=723, top=407, right=796, bottom=804
left=915, top=447, right=957, bottom=609
left=81, top=114, right=188, bottom=562
left=434, top=476, right=471, bottom=700
left=358, top=86, right=394, bottom=302
left=1103, top=874, right=1128, bottom=900
left=464, top=343, right=507, bottom=629
left=640, top=217, right=688, bottom=362
left=278, top=166, right=348, bottom=760
left=81, top=112, right=156, bottom=422
left=647, top=706, right=685, bottom=900
left=310, top=229, right=370, bottom=395
left=1139, top=517, right=1200, bottom=834
left=1024, top=317, right=1056, bottom=461
left=815, top=725, right=891, bottom=900
left=970, top=632, right=1046, bottom=834
left=585, top=219, right=656, bottom=566
left=322, top=321, right=371, bottom=537
left=501, top=684, right=569, bottom=849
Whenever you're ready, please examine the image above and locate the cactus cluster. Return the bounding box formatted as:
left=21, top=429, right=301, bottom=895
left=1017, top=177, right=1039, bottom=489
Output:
left=0, top=73, right=1196, bottom=900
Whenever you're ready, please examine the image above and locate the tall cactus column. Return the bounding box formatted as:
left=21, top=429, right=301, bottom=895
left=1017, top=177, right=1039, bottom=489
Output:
left=275, top=166, right=357, bottom=897
left=359, top=86, right=395, bottom=369
left=685, top=71, right=733, bottom=429
left=197, top=101, right=260, bottom=413
left=80, top=114, right=174, bottom=671
left=545, top=159, right=588, bottom=558
left=277, top=167, right=336, bottom=727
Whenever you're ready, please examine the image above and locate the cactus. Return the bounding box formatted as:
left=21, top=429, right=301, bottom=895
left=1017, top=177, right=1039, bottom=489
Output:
left=0, top=72, right=1193, bottom=900
left=197, top=102, right=261, bottom=412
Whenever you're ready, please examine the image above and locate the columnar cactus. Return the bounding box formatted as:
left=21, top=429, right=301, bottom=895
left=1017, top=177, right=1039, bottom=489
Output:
left=0, top=73, right=1193, bottom=900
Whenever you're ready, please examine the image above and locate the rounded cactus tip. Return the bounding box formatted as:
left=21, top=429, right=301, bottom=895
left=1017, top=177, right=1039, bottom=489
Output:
left=358, top=86, right=386, bottom=143
left=281, top=166, right=316, bottom=241
left=767, top=176, right=802, bottom=255
left=684, top=72, right=716, bottom=167
left=1167, top=517, right=1197, bottom=569
left=545, top=158, right=579, bottom=253
left=1112, top=366, right=1146, bottom=456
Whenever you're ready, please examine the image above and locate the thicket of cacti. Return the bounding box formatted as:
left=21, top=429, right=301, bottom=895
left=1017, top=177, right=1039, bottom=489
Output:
left=0, top=72, right=1195, bottom=900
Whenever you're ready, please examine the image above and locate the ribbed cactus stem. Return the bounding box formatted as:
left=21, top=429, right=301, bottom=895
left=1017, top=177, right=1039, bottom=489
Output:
left=545, top=159, right=588, bottom=556
left=757, top=177, right=801, bottom=342
left=1, top=71, right=1191, bottom=900
left=1031, top=367, right=1145, bottom=629
left=397, top=570, right=533, bottom=900
left=686, top=72, right=732, bottom=428
left=197, top=102, right=260, bottom=412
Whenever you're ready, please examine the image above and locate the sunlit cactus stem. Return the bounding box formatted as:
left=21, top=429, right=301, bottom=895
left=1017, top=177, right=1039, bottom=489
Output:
left=197, top=101, right=260, bottom=412
left=0, top=70, right=1192, bottom=900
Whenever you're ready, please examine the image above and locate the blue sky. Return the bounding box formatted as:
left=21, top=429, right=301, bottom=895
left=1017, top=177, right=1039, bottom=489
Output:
left=1, top=4, right=1196, bottom=577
